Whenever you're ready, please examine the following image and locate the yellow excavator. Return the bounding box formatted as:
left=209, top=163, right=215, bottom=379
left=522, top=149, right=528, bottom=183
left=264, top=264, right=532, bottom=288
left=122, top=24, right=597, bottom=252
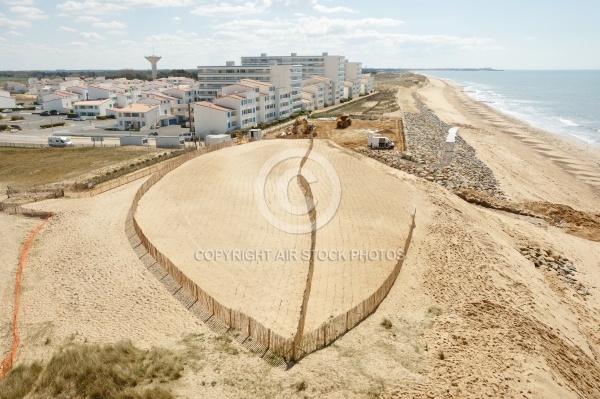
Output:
left=336, top=114, right=351, bottom=128
left=292, top=118, right=315, bottom=135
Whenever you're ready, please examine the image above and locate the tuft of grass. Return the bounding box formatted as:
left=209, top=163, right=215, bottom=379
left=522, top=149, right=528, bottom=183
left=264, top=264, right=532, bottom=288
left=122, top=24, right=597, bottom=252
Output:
left=427, top=306, right=443, bottom=317
left=438, top=351, right=445, bottom=360
left=0, top=340, right=183, bottom=399
left=0, top=362, right=43, bottom=399
left=381, top=318, right=393, bottom=329
left=292, top=380, right=307, bottom=392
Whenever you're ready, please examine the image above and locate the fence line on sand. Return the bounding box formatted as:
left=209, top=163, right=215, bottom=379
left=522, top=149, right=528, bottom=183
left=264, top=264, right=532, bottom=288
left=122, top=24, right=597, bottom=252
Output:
left=130, top=140, right=417, bottom=361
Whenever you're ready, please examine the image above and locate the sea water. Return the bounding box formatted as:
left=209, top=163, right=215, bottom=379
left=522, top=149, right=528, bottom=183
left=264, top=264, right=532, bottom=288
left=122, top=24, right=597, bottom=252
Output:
left=419, top=70, right=600, bottom=148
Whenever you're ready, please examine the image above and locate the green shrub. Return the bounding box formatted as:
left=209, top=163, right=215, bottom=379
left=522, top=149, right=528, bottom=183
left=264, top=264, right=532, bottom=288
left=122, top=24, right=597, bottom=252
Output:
left=10, top=115, right=24, bottom=121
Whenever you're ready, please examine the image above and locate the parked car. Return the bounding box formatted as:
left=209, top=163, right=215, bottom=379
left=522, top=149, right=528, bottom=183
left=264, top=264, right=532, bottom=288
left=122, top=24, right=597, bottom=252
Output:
left=40, top=111, right=50, bottom=116
left=147, top=131, right=158, bottom=136
left=2, top=109, right=12, bottom=113
left=73, top=116, right=86, bottom=121
left=181, top=132, right=196, bottom=142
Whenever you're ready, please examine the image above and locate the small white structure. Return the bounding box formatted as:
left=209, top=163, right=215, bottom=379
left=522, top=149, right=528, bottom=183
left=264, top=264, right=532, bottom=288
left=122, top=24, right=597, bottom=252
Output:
left=120, top=136, right=148, bottom=146
left=156, top=135, right=184, bottom=148
left=205, top=134, right=232, bottom=146
left=368, top=135, right=395, bottom=149
left=248, top=129, right=263, bottom=141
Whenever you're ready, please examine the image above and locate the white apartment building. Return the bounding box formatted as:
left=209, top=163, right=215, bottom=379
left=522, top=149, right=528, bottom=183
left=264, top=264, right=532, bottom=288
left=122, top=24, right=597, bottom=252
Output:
left=109, top=103, right=160, bottom=131
left=72, top=99, right=113, bottom=117
left=241, top=52, right=346, bottom=104
left=197, top=62, right=272, bottom=102
left=192, top=102, right=237, bottom=136
left=303, top=76, right=334, bottom=106
left=215, top=90, right=258, bottom=130
left=361, top=74, right=375, bottom=94
left=268, top=64, right=303, bottom=112
left=238, top=79, right=278, bottom=123
left=302, top=83, right=325, bottom=109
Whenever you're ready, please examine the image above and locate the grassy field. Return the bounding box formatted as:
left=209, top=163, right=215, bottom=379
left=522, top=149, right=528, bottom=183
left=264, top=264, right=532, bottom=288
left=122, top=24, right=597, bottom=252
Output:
left=0, top=146, right=163, bottom=189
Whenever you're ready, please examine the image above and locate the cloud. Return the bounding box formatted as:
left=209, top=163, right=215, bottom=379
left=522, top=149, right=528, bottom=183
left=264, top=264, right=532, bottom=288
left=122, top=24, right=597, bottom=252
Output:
left=191, top=0, right=272, bottom=17
left=76, top=16, right=102, bottom=23
left=7, top=30, right=24, bottom=36
left=107, top=30, right=127, bottom=35
left=526, top=36, right=537, bottom=41
left=4, top=0, right=34, bottom=4
left=66, top=41, right=89, bottom=47
left=313, top=4, right=358, bottom=14
left=9, top=6, right=48, bottom=19
left=57, top=26, right=78, bottom=32
left=57, top=0, right=197, bottom=14
left=79, top=31, right=105, bottom=40
left=0, top=13, right=32, bottom=28
left=92, top=20, right=127, bottom=29
left=173, top=16, right=181, bottom=21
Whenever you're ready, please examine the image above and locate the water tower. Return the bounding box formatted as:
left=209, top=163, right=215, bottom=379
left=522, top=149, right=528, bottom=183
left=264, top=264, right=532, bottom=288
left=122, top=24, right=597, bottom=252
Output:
left=145, top=53, right=161, bottom=80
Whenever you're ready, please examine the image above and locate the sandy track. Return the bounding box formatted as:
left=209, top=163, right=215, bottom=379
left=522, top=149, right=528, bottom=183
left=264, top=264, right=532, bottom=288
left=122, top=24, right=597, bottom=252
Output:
left=135, top=140, right=414, bottom=337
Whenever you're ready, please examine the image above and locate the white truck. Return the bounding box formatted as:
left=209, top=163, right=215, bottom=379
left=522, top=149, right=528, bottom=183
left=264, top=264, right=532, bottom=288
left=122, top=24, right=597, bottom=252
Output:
left=48, top=136, right=73, bottom=147
left=367, top=135, right=395, bottom=150
left=156, top=135, right=185, bottom=148
left=119, top=136, right=148, bottom=146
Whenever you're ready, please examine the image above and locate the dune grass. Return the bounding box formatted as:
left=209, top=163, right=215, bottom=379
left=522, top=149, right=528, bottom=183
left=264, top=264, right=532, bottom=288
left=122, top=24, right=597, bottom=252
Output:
left=0, top=341, right=183, bottom=399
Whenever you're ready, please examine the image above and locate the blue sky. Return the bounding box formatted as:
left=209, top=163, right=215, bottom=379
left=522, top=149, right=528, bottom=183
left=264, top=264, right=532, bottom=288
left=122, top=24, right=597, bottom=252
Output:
left=0, top=0, right=598, bottom=70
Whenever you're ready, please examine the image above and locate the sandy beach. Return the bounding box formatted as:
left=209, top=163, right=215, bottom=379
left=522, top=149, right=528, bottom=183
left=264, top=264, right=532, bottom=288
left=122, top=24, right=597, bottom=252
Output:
left=1, top=74, right=599, bottom=398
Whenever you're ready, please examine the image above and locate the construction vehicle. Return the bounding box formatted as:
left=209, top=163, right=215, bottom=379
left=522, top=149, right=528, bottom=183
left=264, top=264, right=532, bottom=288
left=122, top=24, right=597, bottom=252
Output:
left=336, top=114, right=352, bottom=128
left=292, top=118, right=315, bottom=135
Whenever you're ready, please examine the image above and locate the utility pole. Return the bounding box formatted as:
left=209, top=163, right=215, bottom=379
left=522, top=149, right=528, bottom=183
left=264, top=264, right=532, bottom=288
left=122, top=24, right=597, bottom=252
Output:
left=187, top=103, right=193, bottom=133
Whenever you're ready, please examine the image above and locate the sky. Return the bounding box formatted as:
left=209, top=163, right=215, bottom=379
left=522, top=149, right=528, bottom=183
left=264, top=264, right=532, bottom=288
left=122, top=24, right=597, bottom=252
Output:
left=0, top=0, right=599, bottom=71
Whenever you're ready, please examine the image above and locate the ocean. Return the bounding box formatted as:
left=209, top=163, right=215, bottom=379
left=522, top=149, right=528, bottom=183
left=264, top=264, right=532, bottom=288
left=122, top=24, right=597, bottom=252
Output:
left=418, top=70, right=600, bottom=148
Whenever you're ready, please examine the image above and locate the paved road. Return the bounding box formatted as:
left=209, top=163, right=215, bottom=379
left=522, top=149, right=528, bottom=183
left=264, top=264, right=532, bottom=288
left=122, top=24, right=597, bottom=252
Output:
left=1, top=111, right=191, bottom=147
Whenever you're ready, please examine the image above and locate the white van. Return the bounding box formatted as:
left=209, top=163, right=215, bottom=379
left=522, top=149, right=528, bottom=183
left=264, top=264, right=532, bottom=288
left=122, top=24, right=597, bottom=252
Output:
left=48, top=136, right=73, bottom=147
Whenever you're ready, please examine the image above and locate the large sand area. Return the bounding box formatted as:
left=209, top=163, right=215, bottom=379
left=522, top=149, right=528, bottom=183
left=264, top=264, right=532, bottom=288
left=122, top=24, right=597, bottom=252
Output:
left=0, top=75, right=599, bottom=398
left=136, top=139, right=414, bottom=336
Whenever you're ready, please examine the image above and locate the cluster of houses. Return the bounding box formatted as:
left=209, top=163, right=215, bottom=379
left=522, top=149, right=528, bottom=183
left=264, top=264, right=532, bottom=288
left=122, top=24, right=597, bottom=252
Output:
left=2, top=52, right=374, bottom=135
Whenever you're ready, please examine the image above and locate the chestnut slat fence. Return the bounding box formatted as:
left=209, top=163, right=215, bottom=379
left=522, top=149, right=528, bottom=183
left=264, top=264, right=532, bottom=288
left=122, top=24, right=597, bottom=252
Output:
left=130, top=140, right=417, bottom=362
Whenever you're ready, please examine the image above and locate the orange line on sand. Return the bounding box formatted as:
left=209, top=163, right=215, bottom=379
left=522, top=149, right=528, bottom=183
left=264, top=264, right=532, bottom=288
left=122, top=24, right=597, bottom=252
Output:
left=0, top=213, right=51, bottom=380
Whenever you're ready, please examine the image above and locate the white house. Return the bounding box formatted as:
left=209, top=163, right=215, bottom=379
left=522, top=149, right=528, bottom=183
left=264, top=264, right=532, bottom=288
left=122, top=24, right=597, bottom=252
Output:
left=303, top=76, right=334, bottom=106
left=72, top=99, right=113, bottom=117
left=88, top=84, right=117, bottom=103
left=0, top=89, right=17, bottom=108
left=110, top=103, right=160, bottom=131
left=42, top=90, right=79, bottom=113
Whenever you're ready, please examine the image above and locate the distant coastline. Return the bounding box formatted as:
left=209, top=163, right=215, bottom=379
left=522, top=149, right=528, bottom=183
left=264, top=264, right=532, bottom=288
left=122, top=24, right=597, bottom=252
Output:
left=363, top=67, right=503, bottom=74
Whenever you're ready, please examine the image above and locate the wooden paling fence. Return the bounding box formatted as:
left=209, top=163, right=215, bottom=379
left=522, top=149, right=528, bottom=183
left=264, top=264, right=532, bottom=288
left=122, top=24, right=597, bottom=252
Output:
left=130, top=140, right=417, bottom=361
left=0, top=202, right=52, bottom=218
